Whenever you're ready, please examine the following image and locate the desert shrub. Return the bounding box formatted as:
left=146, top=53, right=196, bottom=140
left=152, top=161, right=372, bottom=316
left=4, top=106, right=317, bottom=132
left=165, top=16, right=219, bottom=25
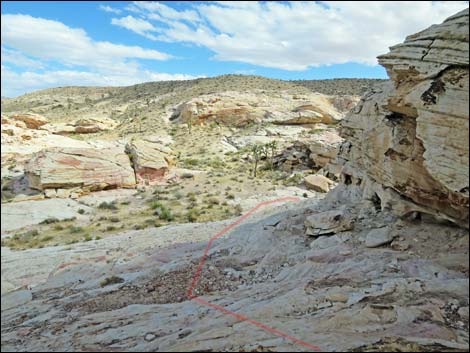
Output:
left=187, top=192, right=197, bottom=202
left=40, top=217, right=60, bottom=224
left=69, top=226, right=83, bottom=234
left=187, top=209, right=199, bottom=222
left=207, top=197, right=220, bottom=205
left=209, top=157, right=225, bottom=169
left=24, top=229, right=39, bottom=237
left=98, top=201, right=118, bottom=210
left=234, top=204, right=243, bottom=215
left=77, top=209, right=86, bottom=215
left=100, top=275, right=124, bottom=287
left=183, top=158, right=200, bottom=167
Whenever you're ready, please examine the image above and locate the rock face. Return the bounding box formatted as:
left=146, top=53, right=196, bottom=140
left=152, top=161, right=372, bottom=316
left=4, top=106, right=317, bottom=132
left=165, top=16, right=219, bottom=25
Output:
left=339, top=9, right=469, bottom=228
left=125, top=136, right=175, bottom=184
left=25, top=147, right=136, bottom=192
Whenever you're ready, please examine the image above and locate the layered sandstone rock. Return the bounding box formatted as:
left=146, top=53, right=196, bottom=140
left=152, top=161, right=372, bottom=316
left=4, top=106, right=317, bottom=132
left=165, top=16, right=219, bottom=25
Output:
left=125, top=136, right=175, bottom=184
left=171, top=91, right=350, bottom=127
left=25, top=147, right=136, bottom=193
left=43, top=117, right=118, bottom=135
left=10, top=113, right=49, bottom=129
left=338, top=9, right=469, bottom=228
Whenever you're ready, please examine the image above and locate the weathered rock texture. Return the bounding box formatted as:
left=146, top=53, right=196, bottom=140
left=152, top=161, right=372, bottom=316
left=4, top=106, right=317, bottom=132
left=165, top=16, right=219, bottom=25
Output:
left=25, top=147, right=136, bottom=192
left=171, top=91, right=349, bottom=127
left=274, top=130, right=344, bottom=178
left=125, top=136, right=175, bottom=184
left=42, top=117, right=118, bottom=135
left=339, top=9, right=469, bottom=228
left=10, top=113, right=49, bottom=129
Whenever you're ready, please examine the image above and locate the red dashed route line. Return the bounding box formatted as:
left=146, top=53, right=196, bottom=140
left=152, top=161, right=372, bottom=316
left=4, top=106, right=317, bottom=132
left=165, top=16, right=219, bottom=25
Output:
left=187, top=196, right=322, bottom=352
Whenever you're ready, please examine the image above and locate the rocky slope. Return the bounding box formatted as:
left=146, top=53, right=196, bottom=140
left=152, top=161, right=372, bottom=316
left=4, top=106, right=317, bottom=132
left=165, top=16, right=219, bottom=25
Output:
left=1, top=9, right=469, bottom=353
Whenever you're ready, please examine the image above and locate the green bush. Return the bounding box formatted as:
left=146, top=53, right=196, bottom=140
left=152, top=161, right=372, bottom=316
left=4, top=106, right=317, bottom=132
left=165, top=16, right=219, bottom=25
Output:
left=40, top=218, right=59, bottom=225
left=98, top=201, right=118, bottom=210
left=69, top=226, right=84, bottom=234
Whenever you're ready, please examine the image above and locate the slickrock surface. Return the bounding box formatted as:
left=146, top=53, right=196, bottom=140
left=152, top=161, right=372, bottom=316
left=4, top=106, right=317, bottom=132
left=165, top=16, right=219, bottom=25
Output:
left=1, top=198, right=91, bottom=234
left=1, top=190, right=468, bottom=352
left=339, top=8, right=469, bottom=228
left=25, top=147, right=136, bottom=192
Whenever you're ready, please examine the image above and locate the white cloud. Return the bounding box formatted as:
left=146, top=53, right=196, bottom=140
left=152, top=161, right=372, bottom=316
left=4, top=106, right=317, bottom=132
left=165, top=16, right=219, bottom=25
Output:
left=120, top=1, right=468, bottom=70
left=0, top=14, right=201, bottom=97
left=1, top=65, right=202, bottom=97
left=1, top=46, right=45, bottom=70
left=99, top=5, right=122, bottom=15
left=111, top=15, right=159, bottom=40
left=130, top=1, right=200, bottom=22
left=1, top=14, right=172, bottom=70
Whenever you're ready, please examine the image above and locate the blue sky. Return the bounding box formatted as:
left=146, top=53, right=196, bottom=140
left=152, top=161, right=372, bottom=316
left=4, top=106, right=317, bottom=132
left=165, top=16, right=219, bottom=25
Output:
left=1, top=1, right=468, bottom=97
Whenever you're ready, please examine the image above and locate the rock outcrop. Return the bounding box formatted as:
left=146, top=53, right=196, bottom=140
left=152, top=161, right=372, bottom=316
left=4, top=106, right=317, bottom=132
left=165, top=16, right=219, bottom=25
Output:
left=25, top=147, right=136, bottom=193
left=274, top=130, right=344, bottom=178
left=10, top=113, right=49, bottom=129
left=125, top=136, right=175, bottom=184
left=42, top=117, right=118, bottom=135
left=338, top=8, right=469, bottom=228
left=171, top=91, right=350, bottom=127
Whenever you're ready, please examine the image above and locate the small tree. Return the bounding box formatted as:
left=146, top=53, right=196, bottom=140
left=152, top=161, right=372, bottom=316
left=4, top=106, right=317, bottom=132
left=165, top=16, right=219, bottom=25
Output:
left=251, top=144, right=263, bottom=178
left=268, top=141, right=278, bottom=170
left=187, top=118, right=193, bottom=134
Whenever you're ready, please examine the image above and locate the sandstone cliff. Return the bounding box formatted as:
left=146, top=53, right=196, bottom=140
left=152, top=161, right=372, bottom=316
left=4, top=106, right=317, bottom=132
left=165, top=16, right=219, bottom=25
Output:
left=338, top=8, right=469, bottom=228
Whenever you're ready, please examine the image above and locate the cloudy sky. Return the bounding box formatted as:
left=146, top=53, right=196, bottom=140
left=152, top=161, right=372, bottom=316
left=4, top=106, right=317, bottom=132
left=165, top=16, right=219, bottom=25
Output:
left=1, top=1, right=468, bottom=97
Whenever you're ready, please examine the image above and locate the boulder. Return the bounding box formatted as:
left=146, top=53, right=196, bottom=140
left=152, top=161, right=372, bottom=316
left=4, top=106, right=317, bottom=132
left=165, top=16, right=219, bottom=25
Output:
left=365, top=227, right=395, bottom=248
left=125, top=136, right=175, bottom=184
left=304, top=174, right=334, bottom=193
left=305, top=209, right=354, bottom=236
left=339, top=9, right=469, bottom=228
left=10, top=113, right=49, bottom=129
left=25, top=147, right=136, bottom=193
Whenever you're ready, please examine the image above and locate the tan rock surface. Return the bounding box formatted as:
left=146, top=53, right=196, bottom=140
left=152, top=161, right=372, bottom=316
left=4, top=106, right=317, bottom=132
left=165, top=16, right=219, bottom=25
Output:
left=125, top=136, right=175, bottom=184
left=25, top=147, right=136, bottom=192
left=171, top=91, right=349, bottom=127
left=339, top=9, right=469, bottom=228
left=304, top=174, right=334, bottom=193
left=10, top=113, right=49, bottom=129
